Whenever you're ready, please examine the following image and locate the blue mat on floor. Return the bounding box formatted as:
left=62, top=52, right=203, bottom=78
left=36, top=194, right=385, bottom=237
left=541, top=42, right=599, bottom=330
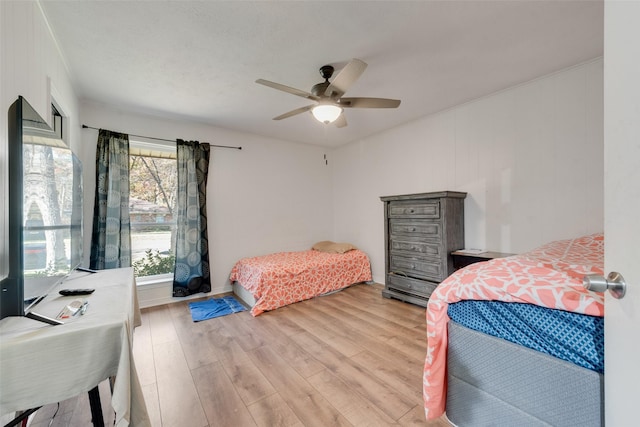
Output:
left=188, top=296, right=247, bottom=322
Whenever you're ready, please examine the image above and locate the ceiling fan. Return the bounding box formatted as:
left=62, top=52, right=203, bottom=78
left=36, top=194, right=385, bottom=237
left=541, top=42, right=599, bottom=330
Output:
left=256, top=58, right=401, bottom=128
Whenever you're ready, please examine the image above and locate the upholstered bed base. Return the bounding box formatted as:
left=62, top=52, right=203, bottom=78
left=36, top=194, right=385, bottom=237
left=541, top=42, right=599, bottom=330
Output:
left=232, top=280, right=369, bottom=312
left=232, top=281, right=256, bottom=308
left=446, top=321, right=603, bottom=427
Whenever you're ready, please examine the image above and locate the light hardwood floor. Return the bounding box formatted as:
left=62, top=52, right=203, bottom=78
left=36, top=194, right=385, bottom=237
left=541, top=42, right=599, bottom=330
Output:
left=30, top=283, right=451, bottom=427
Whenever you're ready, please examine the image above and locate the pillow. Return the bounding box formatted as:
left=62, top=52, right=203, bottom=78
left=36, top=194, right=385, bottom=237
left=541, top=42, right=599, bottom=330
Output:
left=312, top=240, right=358, bottom=254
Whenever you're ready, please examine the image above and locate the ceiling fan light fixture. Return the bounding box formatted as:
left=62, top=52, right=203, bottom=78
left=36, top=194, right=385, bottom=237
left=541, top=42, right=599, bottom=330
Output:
left=257, top=59, right=399, bottom=128
left=311, top=104, right=342, bottom=124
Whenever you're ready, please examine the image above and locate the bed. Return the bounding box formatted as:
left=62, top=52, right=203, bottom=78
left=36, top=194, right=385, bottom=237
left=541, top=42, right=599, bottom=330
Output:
left=230, top=241, right=372, bottom=316
left=423, top=233, right=605, bottom=426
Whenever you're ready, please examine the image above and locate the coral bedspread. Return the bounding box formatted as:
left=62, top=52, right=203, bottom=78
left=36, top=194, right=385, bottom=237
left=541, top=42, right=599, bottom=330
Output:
left=230, top=249, right=372, bottom=316
left=423, top=233, right=605, bottom=420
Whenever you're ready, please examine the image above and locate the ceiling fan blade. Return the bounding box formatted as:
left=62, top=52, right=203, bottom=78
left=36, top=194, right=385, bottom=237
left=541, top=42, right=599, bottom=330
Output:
left=334, top=114, right=347, bottom=128
left=256, top=79, right=319, bottom=101
left=340, top=97, right=401, bottom=108
left=325, top=58, right=368, bottom=98
left=273, top=104, right=314, bottom=120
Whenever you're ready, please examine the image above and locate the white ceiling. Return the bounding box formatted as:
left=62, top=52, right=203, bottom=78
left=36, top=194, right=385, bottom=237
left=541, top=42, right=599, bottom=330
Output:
left=40, top=1, right=603, bottom=147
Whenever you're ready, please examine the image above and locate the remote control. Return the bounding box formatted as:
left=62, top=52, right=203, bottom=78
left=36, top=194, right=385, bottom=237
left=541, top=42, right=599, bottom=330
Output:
left=59, top=288, right=95, bottom=296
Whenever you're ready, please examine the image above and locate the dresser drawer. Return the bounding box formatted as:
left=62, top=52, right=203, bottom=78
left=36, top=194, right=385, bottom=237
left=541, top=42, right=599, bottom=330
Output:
left=381, top=192, right=466, bottom=307
left=390, top=254, right=443, bottom=281
left=390, top=239, right=442, bottom=257
left=387, top=273, right=438, bottom=297
left=388, top=200, right=440, bottom=219
left=389, top=219, right=441, bottom=240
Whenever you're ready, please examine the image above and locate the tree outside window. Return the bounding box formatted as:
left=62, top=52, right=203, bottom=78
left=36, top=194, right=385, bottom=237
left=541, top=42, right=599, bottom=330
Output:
left=129, top=154, right=177, bottom=277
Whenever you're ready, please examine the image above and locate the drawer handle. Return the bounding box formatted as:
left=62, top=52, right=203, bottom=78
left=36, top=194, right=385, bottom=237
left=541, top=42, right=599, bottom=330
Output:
left=409, top=209, right=415, bottom=213
left=411, top=227, right=416, bottom=232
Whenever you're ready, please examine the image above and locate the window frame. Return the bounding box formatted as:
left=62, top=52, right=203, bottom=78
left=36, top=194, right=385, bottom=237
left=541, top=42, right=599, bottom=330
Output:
left=128, top=137, right=177, bottom=284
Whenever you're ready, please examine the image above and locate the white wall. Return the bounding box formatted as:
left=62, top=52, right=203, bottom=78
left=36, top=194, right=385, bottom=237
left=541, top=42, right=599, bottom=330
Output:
left=1, top=1, right=81, bottom=278
left=80, top=101, right=333, bottom=302
left=1, top=1, right=604, bottom=303
left=332, top=59, right=604, bottom=284
left=0, top=1, right=333, bottom=305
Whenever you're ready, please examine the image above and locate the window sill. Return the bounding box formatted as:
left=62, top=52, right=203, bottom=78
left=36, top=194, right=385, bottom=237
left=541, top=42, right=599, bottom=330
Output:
left=136, top=273, right=172, bottom=286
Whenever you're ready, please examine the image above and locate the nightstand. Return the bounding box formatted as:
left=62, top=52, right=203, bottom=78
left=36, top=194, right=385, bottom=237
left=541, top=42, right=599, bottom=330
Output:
left=450, top=250, right=515, bottom=270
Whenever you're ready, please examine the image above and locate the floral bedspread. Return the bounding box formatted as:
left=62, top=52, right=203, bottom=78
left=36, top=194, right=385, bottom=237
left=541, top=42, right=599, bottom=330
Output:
left=423, top=233, right=605, bottom=420
left=230, top=249, right=372, bottom=316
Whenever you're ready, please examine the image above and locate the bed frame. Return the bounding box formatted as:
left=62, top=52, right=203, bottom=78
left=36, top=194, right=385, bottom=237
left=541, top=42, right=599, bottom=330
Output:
left=229, top=247, right=372, bottom=316
left=446, top=321, right=604, bottom=426
left=232, top=280, right=372, bottom=311
left=232, top=281, right=256, bottom=308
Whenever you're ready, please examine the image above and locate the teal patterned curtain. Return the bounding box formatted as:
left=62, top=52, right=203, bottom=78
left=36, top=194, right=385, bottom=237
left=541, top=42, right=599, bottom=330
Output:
left=173, top=139, right=211, bottom=296
left=89, top=130, right=132, bottom=270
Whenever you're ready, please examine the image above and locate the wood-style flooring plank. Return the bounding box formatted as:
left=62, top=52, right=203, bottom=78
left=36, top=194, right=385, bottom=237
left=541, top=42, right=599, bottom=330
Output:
left=315, top=298, right=416, bottom=340
left=146, top=304, right=180, bottom=345
left=348, top=284, right=426, bottom=319
left=28, top=283, right=452, bottom=427
left=339, top=285, right=427, bottom=329
left=247, top=345, right=352, bottom=427
left=251, top=305, right=308, bottom=337
left=153, top=339, right=208, bottom=427
left=351, top=350, right=423, bottom=402
left=132, top=311, right=156, bottom=386
left=284, top=303, right=366, bottom=358
left=171, top=311, right=223, bottom=370
left=192, top=361, right=258, bottom=427
left=226, top=311, right=326, bottom=379
left=247, top=393, right=304, bottom=427
left=306, top=368, right=398, bottom=426
left=400, top=405, right=452, bottom=427
left=302, top=296, right=426, bottom=359
left=205, top=329, right=250, bottom=363
left=293, top=330, right=416, bottom=421
left=140, top=382, right=161, bottom=427
left=296, top=297, right=425, bottom=379
left=216, top=310, right=270, bottom=352
left=218, top=352, right=277, bottom=406
left=322, top=295, right=426, bottom=343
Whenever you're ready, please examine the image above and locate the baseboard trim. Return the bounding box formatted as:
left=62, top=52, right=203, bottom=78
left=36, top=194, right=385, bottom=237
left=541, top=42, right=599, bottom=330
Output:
left=137, top=280, right=230, bottom=308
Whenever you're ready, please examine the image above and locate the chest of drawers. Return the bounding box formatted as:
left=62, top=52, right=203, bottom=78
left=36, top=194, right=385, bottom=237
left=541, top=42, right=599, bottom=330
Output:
left=380, top=191, right=466, bottom=307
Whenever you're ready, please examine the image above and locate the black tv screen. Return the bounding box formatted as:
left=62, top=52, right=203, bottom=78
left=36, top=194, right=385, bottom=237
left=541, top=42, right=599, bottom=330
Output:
left=0, top=96, right=83, bottom=319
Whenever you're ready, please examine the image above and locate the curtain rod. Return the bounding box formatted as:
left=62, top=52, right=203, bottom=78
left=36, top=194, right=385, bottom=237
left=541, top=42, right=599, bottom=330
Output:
left=81, top=124, right=242, bottom=150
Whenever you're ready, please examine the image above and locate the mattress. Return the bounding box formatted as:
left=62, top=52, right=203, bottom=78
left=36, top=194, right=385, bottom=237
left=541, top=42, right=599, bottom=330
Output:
left=230, top=249, right=372, bottom=316
left=423, top=233, right=605, bottom=420
left=447, top=300, right=604, bottom=372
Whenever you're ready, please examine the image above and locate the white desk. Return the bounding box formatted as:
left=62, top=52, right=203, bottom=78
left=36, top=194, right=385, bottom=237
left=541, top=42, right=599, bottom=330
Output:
left=0, top=267, right=150, bottom=427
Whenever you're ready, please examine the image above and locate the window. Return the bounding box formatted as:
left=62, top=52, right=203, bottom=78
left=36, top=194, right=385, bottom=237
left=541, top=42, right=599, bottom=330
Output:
left=129, top=139, right=177, bottom=279
left=51, top=103, right=63, bottom=139
left=22, top=104, right=68, bottom=273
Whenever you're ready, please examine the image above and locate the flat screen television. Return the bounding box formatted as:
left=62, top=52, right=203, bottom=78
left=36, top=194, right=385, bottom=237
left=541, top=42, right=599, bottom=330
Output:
left=0, top=96, right=83, bottom=323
